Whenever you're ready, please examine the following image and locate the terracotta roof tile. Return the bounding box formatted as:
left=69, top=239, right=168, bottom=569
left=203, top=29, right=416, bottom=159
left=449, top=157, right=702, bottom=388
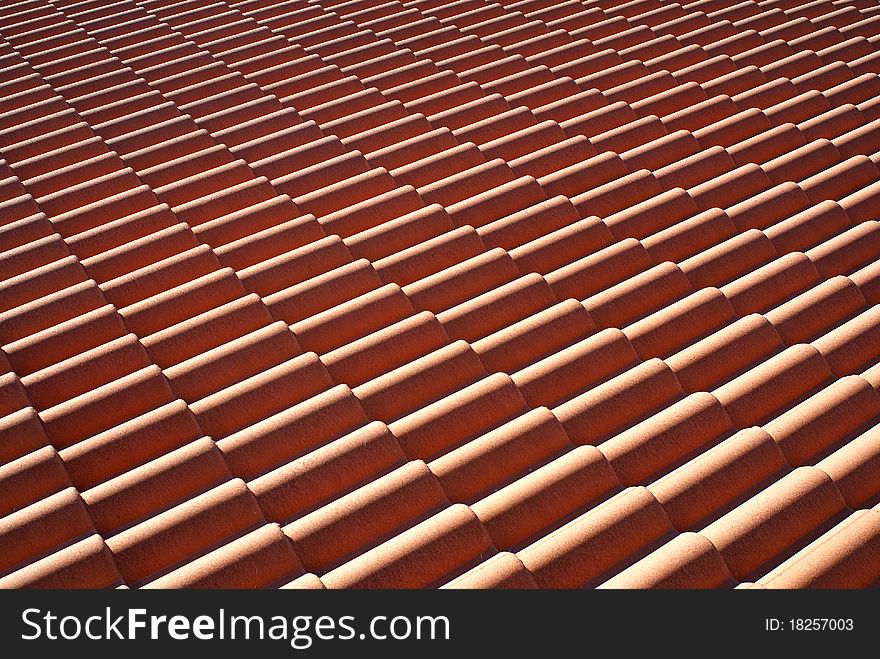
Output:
left=824, top=73, right=880, bottom=108
left=816, top=421, right=880, bottom=508
left=759, top=509, right=880, bottom=588
left=663, top=95, right=737, bottom=131
left=765, top=199, right=852, bottom=254
left=342, top=204, right=449, bottom=260
left=850, top=257, right=880, bottom=303
left=799, top=105, right=864, bottom=141
left=145, top=522, right=303, bottom=588
left=764, top=88, right=832, bottom=124
left=509, top=136, right=597, bottom=177
left=283, top=459, right=447, bottom=572
left=217, top=381, right=366, bottom=478
left=667, top=314, right=783, bottom=391
left=164, top=321, right=299, bottom=401
left=189, top=352, right=331, bottom=438
left=730, top=119, right=806, bottom=163
left=0, top=486, right=95, bottom=576
left=572, top=168, right=664, bottom=217
left=98, top=242, right=217, bottom=306
left=721, top=251, right=821, bottom=314
left=390, top=143, right=483, bottom=188
left=281, top=571, right=325, bottom=588
left=251, top=419, right=401, bottom=520
left=141, top=294, right=273, bottom=367
left=3, top=0, right=880, bottom=590
left=390, top=372, right=528, bottom=459
left=701, top=466, right=847, bottom=580
left=537, top=150, right=628, bottom=197
left=585, top=261, right=693, bottom=328
left=623, top=287, right=735, bottom=358
left=321, top=503, right=494, bottom=587
left=82, top=436, right=231, bottom=534
left=632, top=81, right=708, bottom=118
left=605, top=187, right=698, bottom=240
left=105, top=478, right=265, bottom=584
left=690, top=161, right=773, bottom=208
left=0, top=444, right=69, bottom=517
left=525, top=83, right=603, bottom=121
left=656, top=145, right=736, bottom=190
left=17, top=334, right=143, bottom=411
left=0, top=255, right=85, bottom=312
left=352, top=339, right=481, bottom=420
left=554, top=357, right=684, bottom=444
left=714, top=342, right=833, bottom=425
left=812, top=305, right=880, bottom=375
left=58, top=399, right=202, bottom=489
left=648, top=425, right=787, bottom=528
left=726, top=181, right=810, bottom=231
left=0, top=533, right=122, bottom=589
left=320, top=309, right=445, bottom=383
left=375, top=226, right=484, bottom=285
left=404, top=248, right=520, bottom=311
left=806, top=220, right=880, bottom=278
left=546, top=237, right=653, bottom=300
left=473, top=444, right=620, bottom=548
left=443, top=550, right=537, bottom=588
left=39, top=364, right=174, bottom=449
left=449, top=176, right=548, bottom=227
left=599, top=531, right=735, bottom=588
left=518, top=486, right=673, bottom=587
left=680, top=228, right=777, bottom=289
left=437, top=273, right=555, bottom=341
left=642, top=207, right=736, bottom=262
left=800, top=155, right=879, bottom=204
left=765, top=374, right=880, bottom=464
left=838, top=177, right=880, bottom=221
left=599, top=391, right=734, bottom=485
left=512, top=326, right=636, bottom=407
left=508, top=216, right=613, bottom=274
left=764, top=274, right=867, bottom=343
left=430, top=407, right=568, bottom=501
left=118, top=268, right=244, bottom=336
left=266, top=264, right=386, bottom=331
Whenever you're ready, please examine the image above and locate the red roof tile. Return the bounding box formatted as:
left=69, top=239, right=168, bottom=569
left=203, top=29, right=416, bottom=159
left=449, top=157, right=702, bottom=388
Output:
left=701, top=466, right=847, bottom=580
left=518, top=486, right=673, bottom=587
left=599, top=531, right=735, bottom=588
left=759, top=509, right=880, bottom=588
left=2, top=0, right=880, bottom=590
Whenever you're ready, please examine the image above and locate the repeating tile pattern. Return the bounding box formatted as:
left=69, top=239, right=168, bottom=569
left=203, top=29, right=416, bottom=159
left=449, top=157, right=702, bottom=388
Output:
left=1, top=0, right=879, bottom=589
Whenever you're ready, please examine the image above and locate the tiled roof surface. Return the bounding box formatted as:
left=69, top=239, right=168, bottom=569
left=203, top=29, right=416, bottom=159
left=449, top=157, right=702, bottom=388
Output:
left=1, top=0, right=879, bottom=589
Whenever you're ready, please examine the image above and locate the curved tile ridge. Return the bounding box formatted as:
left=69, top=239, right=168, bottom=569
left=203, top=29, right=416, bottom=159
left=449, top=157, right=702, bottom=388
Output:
left=0, top=0, right=879, bottom=589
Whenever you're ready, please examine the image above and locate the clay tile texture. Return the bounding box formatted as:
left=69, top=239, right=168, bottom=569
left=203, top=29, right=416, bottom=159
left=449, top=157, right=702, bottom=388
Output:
left=1, top=0, right=879, bottom=590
